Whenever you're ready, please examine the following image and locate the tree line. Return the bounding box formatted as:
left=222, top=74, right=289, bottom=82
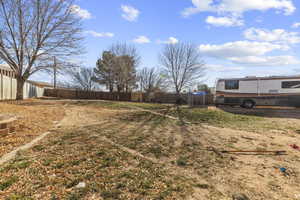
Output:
left=65, top=42, right=206, bottom=99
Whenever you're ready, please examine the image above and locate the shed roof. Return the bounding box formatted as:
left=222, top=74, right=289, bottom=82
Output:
left=27, top=80, right=54, bottom=88
left=0, top=64, right=13, bottom=71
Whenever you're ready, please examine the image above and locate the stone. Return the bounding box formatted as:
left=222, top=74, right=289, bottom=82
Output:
left=49, top=174, right=56, bottom=179
left=232, top=193, right=250, bottom=200
left=75, top=182, right=86, bottom=189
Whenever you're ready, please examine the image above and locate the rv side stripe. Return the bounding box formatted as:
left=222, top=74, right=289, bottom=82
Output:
left=218, top=76, right=300, bottom=82
left=216, top=92, right=300, bottom=97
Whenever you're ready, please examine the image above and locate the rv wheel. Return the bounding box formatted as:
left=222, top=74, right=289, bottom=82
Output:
left=242, top=100, right=255, bottom=109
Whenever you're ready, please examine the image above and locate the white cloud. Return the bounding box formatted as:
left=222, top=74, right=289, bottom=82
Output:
left=206, top=64, right=244, bottom=72
left=70, top=5, right=92, bottom=19
left=199, top=41, right=286, bottom=58
left=158, top=37, right=179, bottom=44
left=182, top=0, right=295, bottom=17
left=121, top=5, right=140, bottom=22
left=229, top=55, right=300, bottom=66
left=206, top=16, right=244, bottom=27
left=292, top=22, right=300, bottom=28
left=244, top=28, right=300, bottom=44
left=85, top=31, right=114, bottom=38
left=199, top=39, right=300, bottom=67
left=132, top=36, right=150, bottom=44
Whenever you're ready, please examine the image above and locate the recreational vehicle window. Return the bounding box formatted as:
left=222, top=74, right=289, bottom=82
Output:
left=281, top=81, right=300, bottom=89
left=225, top=80, right=239, bottom=90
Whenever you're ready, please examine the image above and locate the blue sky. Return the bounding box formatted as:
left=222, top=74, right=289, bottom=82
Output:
left=46, top=0, right=300, bottom=86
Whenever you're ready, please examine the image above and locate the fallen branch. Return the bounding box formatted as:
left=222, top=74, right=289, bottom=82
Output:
left=241, top=136, right=254, bottom=140
left=220, top=150, right=287, bottom=155
left=203, top=147, right=287, bottom=156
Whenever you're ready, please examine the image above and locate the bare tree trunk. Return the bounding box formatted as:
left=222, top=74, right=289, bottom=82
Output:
left=109, top=82, right=114, bottom=93
left=176, top=92, right=182, bottom=105
left=144, top=91, right=150, bottom=102
left=117, top=85, right=122, bottom=93
left=16, top=77, right=25, bottom=100
left=116, top=86, right=121, bottom=101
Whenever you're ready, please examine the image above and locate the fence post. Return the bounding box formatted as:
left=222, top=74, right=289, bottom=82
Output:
left=188, top=92, right=193, bottom=107
left=0, top=72, right=2, bottom=100
left=10, top=73, right=12, bottom=100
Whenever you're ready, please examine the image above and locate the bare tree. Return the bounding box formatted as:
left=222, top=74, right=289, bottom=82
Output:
left=160, top=43, right=205, bottom=96
left=115, top=55, right=137, bottom=92
left=109, top=43, right=140, bottom=92
left=66, top=67, right=98, bottom=91
left=0, top=0, right=83, bottom=99
left=138, top=67, right=165, bottom=98
left=109, top=43, right=140, bottom=66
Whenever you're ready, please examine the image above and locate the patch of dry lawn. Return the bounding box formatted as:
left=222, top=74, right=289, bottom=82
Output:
left=0, top=100, right=65, bottom=157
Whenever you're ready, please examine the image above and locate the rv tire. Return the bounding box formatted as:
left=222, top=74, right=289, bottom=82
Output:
left=242, top=100, right=255, bottom=109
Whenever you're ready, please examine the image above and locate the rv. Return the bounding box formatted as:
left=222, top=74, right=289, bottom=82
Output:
left=215, top=76, right=300, bottom=108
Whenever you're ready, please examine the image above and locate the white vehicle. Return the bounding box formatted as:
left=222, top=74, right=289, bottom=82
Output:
left=215, top=76, right=300, bottom=108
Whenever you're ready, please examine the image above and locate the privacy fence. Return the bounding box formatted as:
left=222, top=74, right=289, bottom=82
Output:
left=44, top=88, right=214, bottom=105
left=44, top=89, right=133, bottom=101
left=0, top=69, right=44, bottom=100
left=153, top=92, right=214, bottom=105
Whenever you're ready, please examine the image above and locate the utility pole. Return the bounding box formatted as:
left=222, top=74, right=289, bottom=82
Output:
left=53, top=56, right=57, bottom=89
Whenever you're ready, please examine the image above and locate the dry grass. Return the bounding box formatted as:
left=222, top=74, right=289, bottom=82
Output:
left=72, top=100, right=171, bottom=111
left=0, top=99, right=65, bottom=157
left=0, top=100, right=300, bottom=199
left=0, top=125, right=193, bottom=199
left=164, top=106, right=300, bottom=134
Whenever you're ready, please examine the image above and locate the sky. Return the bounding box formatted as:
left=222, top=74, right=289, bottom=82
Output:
left=39, top=0, right=300, bottom=87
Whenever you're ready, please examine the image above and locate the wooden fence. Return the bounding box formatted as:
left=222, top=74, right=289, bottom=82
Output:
left=153, top=92, right=214, bottom=105
left=44, top=88, right=214, bottom=105
left=44, top=89, right=133, bottom=101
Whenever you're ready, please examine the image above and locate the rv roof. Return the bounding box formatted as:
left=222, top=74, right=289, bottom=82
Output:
left=218, top=75, right=300, bottom=81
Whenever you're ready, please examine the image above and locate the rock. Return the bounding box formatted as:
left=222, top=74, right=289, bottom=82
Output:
left=49, top=174, right=56, bottom=178
left=75, top=182, right=86, bottom=189
left=232, top=193, right=250, bottom=200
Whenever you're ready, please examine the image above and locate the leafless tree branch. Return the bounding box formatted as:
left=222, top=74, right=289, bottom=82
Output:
left=138, top=67, right=166, bottom=96
left=0, top=0, right=84, bottom=99
left=159, top=42, right=205, bottom=95
left=64, top=67, right=99, bottom=91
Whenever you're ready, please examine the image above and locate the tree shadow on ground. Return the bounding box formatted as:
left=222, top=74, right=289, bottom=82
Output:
left=219, top=105, right=300, bottom=120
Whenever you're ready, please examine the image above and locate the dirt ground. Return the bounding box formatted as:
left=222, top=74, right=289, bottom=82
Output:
left=0, top=100, right=300, bottom=200
left=0, top=100, right=65, bottom=157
